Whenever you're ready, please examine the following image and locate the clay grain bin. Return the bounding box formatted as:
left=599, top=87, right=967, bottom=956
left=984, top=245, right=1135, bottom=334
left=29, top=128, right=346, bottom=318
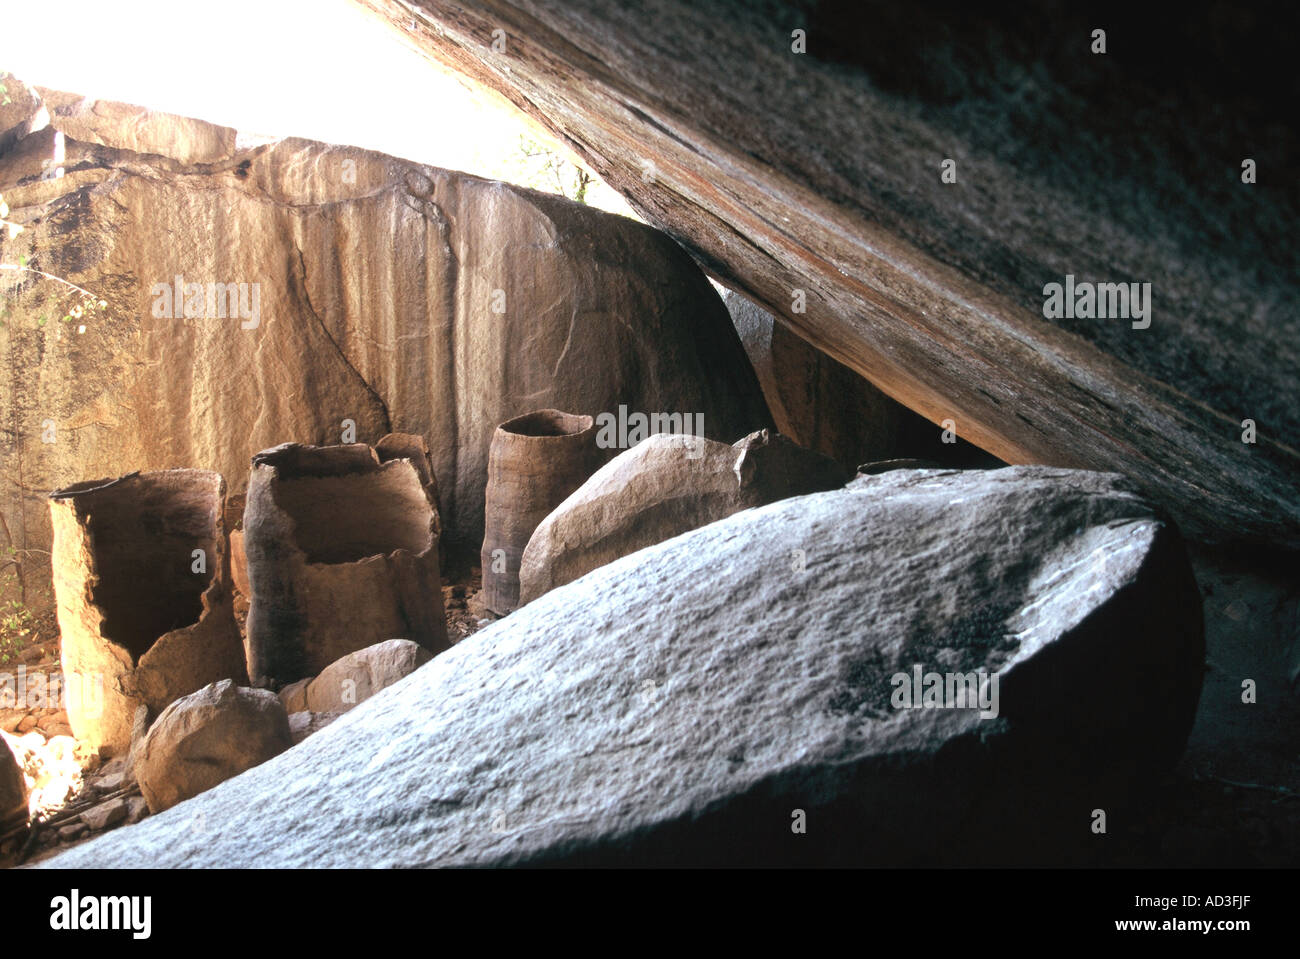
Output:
left=243, top=442, right=449, bottom=687
left=49, top=470, right=247, bottom=756
left=481, top=410, right=601, bottom=615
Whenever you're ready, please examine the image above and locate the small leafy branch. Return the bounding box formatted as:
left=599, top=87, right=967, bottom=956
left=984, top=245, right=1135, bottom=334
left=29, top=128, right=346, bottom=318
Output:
left=0, top=597, right=34, bottom=664
left=514, top=135, right=594, bottom=204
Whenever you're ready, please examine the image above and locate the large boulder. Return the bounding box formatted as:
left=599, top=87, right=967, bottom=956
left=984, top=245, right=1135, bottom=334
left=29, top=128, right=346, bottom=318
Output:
left=381, top=0, right=1300, bottom=550
left=279, top=639, right=434, bottom=743
left=519, top=428, right=847, bottom=603
left=303, top=639, right=432, bottom=714
left=0, top=84, right=771, bottom=617
left=134, top=679, right=292, bottom=814
left=42, top=467, right=1203, bottom=867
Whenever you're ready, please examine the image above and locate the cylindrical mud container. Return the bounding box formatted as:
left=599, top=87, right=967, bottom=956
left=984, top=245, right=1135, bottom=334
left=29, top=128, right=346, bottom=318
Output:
left=49, top=470, right=246, bottom=756
left=243, top=442, right=449, bottom=687
left=480, top=410, right=600, bottom=615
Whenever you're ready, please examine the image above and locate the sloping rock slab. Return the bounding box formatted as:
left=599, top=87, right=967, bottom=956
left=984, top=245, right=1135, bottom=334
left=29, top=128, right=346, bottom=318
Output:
left=42, top=467, right=1203, bottom=867
left=365, top=0, right=1300, bottom=550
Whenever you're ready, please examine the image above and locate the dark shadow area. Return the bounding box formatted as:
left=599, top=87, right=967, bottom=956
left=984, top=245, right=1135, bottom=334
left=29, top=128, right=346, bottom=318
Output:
left=76, top=473, right=219, bottom=662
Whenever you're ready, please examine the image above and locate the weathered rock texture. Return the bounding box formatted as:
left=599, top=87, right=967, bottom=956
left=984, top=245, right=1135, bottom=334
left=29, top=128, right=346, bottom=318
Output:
left=0, top=84, right=771, bottom=617
left=519, top=428, right=846, bottom=602
left=481, top=409, right=602, bottom=614
left=134, top=679, right=292, bottom=814
left=277, top=679, right=310, bottom=715
left=360, top=0, right=1300, bottom=550
left=48, top=470, right=246, bottom=756
left=42, top=467, right=1203, bottom=867
left=243, top=443, right=448, bottom=686
left=726, top=291, right=1001, bottom=472
left=287, top=710, right=339, bottom=745
left=80, top=796, right=127, bottom=832
left=0, top=74, right=45, bottom=156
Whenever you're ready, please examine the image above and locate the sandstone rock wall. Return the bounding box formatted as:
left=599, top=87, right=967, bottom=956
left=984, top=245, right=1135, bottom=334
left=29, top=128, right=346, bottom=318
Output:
left=0, top=87, right=771, bottom=612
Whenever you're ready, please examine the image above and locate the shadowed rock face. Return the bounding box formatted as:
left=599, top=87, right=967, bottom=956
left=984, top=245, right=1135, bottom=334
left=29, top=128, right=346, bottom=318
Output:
left=725, top=290, right=1003, bottom=472
left=357, top=0, right=1300, bottom=550
left=0, top=732, right=27, bottom=829
left=0, top=85, right=772, bottom=614
left=41, top=467, right=1203, bottom=868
